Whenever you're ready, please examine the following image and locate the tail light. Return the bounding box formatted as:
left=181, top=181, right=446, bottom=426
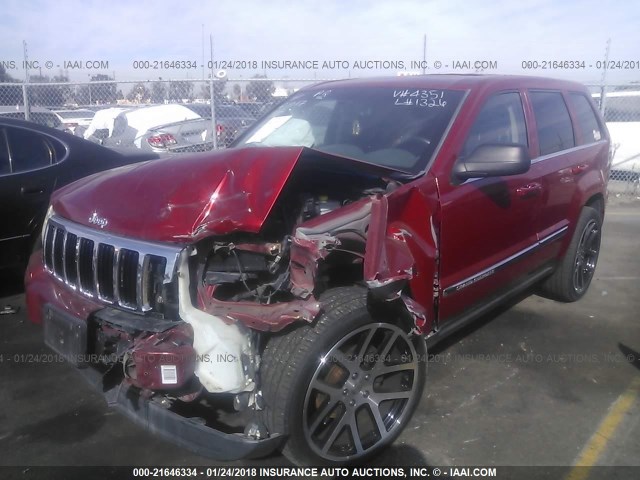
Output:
left=216, top=124, right=224, bottom=136
left=147, top=133, right=177, bottom=148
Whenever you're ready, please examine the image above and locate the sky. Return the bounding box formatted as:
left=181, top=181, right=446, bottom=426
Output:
left=1, top=0, right=639, bottom=86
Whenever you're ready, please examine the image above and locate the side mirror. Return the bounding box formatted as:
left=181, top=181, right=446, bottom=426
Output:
left=454, top=144, right=530, bottom=181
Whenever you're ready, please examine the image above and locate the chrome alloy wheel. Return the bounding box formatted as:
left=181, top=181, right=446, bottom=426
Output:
left=573, top=219, right=601, bottom=294
left=302, top=323, right=420, bottom=461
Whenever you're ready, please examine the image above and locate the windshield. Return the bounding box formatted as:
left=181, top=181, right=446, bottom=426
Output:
left=235, top=86, right=465, bottom=173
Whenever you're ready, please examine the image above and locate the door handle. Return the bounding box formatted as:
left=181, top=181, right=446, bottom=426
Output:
left=21, top=186, right=45, bottom=196
left=571, top=163, right=589, bottom=175
left=516, top=182, right=542, bottom=198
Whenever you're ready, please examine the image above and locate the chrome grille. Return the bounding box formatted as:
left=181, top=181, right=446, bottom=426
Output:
left=43, top=215, right=182, bottom=312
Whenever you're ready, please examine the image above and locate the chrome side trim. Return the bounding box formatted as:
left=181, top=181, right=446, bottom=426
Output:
left=538, top=226, right=569, bottom=245
left=442, top=226, right=568, bottom=297
left=531, top=140, right=607, bottom=165
left=0, top=234, right=31, bottom=243
left=428, top=265, right=555, bottom=349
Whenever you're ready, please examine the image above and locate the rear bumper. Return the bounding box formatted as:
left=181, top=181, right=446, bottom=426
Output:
left=25, top=251, right=285, bottom=461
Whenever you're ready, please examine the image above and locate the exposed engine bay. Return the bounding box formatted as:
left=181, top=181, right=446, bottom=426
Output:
left=188, top=160, right=400, bottom=329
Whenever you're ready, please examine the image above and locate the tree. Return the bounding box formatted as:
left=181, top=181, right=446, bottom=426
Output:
left=168, top=81, right=193, bottom=102
left=89, top=74, right=116, bottom=104
left=0, top=65, right=17, bottom=82
left=0, top=65, right=23, bottom=106
left=127, top=83, right=151, bottom=103
left=246, top=75, right=274, bottom=102
left=233, top=83, right=242, bottom=101
left=28, top=74, right=71, bottom=106
left=151, top=81, right=166, bottom=103
left=200, top=77, right=227, bottom=101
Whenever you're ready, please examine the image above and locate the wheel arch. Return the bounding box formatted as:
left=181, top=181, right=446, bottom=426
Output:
left=585, top=192, right=605, bottom=218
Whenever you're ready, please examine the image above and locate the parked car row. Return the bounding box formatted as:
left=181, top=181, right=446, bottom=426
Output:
left=0, top=106, right=64, bottom=130
left=0, top=101, right=263, bottom=154
left=77, top=103, right=258, bottom=152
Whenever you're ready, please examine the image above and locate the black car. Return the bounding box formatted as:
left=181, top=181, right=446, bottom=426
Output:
left=0, top=117, right=161, bottom=271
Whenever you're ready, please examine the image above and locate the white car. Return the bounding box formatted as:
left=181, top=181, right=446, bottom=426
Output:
left=82, top=107, right=132, bottom=141
left=593, top=90, right=640, bottom=180
left=53, top=109, right=95, bottom=134
left=103, top=104, right=202, bottom=149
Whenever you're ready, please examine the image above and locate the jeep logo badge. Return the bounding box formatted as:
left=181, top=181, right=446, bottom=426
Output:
left=88, top=212, right=108, bottom=229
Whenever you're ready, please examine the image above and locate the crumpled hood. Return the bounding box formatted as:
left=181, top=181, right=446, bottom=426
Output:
left=52, top=146, right=304, bottom=243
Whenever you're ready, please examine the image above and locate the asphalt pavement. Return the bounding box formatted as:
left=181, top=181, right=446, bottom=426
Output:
left=0, top=202, right=638, bottom=475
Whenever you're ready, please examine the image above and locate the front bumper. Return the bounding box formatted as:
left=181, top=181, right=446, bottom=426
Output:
left=79, top=367, right=284, bottom=461
left=25, top=252, right=284, bottom=461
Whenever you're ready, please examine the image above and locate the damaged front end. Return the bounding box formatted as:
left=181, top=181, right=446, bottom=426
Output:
left=28, top=147, right=438, bottom=460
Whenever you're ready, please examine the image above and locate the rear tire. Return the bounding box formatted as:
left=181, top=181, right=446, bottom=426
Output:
left=260, top=286, right=426, bottom=465
left=539, top=206, right=602, bottom=302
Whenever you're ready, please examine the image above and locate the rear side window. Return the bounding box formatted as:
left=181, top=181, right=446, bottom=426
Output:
left=530, top=91, right=575, bottom=155
left=569, top=93, right=603, bottom=144
left=462, top=92, right=528, bottom=156
left=6, top=127, right=58, bottom=172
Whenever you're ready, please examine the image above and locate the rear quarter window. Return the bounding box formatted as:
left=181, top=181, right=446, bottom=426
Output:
left=568, top=93, right=603, bottom=144
left=530, top=91, right=575, bottom=156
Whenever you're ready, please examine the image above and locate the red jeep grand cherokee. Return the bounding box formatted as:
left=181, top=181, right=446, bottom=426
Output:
left=25, top=75, right=610, bottom=465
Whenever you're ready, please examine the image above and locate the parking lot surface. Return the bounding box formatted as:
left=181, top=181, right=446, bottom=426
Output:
left=0, top=203, right=638, bottom=473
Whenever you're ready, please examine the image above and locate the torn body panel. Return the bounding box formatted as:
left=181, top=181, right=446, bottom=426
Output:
left=195, top=181, right=440, bottom=334
left=50, top=146, right=401, bottom=244
left=38, top=145, right=440, bottom=393
left=363, top=178, right=441, bottom=334
left=177, top=249, right=256, bottom=394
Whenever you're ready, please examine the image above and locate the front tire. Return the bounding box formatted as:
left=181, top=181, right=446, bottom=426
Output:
left=260, top=287, right=426, bottom=465
left=539, top=206, right=602, bottom=302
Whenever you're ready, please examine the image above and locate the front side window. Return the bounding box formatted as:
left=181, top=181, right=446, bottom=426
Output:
left=235, top=86, right=466, bottom=174
left=6, top=127, right=57, bottom=172
left=568, top=93, right=603, bottom=144
left=530, top=91, right=575, bottom=155
left=462, top=92, right=528, bottom=157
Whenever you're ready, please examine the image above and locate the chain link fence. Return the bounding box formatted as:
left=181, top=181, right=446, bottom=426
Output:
left=1, top=78, right=639, bottom=197
left=591, top=89, right=640, bottom=198
left=0, top=78, right=313, bottom=153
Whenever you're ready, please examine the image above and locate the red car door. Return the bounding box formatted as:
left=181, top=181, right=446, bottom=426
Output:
left=435, top=91, right=544, bottom=321
left=525, top=90, right=609, bottom=266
